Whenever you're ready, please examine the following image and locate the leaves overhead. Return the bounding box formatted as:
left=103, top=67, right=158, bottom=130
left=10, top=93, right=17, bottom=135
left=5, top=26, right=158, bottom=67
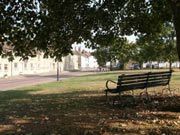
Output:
left=0, top=0, right=40, bottom=60
left=1, top=0, right=180, bottom=60
left=135, top=22, right=178, bottom=65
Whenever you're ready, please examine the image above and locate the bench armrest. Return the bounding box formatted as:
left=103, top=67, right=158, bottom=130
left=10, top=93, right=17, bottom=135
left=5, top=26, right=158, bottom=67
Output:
left=106, top=80, right=117, bottom=90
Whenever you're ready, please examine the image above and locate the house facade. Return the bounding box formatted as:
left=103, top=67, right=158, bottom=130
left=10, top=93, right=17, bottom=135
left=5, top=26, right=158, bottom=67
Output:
left=0, top=48, right=98, bottom=78
left=0, top=55, right=58, bottom=78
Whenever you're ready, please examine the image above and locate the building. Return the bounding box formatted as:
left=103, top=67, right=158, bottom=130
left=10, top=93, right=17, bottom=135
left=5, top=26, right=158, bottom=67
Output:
left=0, top=54, right=58, bottom=78
left=0, top=47, right=98, bottom=78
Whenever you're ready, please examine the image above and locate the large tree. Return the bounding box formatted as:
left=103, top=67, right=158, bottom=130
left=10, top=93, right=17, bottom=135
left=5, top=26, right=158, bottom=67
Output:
left=96, top=0, right=180, bottom=59
left=170, top=0, right=180, bottom=60
left=1, top=0, right=180, bottom=61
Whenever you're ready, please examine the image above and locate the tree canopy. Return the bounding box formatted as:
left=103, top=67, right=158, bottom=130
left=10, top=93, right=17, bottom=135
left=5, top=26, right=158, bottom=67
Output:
left=1, top=0, right=180, bottom=61
left=135, top=22, right=178, bottom=68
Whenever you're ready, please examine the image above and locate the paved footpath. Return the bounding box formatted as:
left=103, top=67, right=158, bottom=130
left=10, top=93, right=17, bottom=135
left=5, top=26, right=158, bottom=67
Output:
left=0, top=71, right=98, bottom=91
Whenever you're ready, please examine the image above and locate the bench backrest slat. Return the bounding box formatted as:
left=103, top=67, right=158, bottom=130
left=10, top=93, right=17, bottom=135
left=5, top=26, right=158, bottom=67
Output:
left=146, top=70, right=172, bottom=87
left=119, top=78, right=148, bottom=85
left=118, top=73, right=148, bottom=82
left=147, top=82, right=168, bottom=88
left=117, top=83, right=146, bottom=91
left=117, top=73, right=148, bottom=91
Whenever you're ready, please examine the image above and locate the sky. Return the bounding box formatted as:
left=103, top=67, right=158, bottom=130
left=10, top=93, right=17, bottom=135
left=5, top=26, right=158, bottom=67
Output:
left=126, top=35, right=136, bottom=43
left=72, top=35, right=137, bottom=52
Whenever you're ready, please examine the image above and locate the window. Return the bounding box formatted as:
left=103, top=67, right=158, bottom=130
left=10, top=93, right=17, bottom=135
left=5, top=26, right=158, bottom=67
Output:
left=31, top=63, right=34, bottom=70
left=14, top=63, right=18, bottom=70
left=53, top=63, right=55, bottom=70
left=24, top=63, right=27, bottom=70
left=38, top=55, right=40, bottom=61
left=38, top=64, right=40, bottom=70
left=4, top=64, right=8, bottom=71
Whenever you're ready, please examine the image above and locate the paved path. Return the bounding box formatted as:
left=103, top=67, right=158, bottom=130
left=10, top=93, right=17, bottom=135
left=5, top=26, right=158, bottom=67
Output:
left=0, top=71, right=98, bottom=91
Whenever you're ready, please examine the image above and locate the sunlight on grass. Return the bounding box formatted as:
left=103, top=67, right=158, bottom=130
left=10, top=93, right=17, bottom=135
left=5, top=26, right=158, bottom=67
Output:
left=14, top=70, right=180, bottom=95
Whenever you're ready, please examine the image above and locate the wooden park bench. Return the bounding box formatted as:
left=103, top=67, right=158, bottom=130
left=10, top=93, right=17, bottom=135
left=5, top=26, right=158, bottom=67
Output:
left=105, top=70, right=173, bottom=104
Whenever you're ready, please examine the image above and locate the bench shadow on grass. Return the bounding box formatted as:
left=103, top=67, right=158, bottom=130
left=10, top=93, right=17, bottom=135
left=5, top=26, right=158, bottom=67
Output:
left=0, top=89, right=180, bottom=135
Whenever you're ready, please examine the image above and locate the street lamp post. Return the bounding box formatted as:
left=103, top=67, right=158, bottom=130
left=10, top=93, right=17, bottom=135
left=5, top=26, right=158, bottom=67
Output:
left=57, top=61, right=59, bottom=81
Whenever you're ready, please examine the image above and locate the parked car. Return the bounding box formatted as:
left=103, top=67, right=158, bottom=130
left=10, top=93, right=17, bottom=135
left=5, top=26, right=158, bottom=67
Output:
left=146, top=64, right=159, bottom=69
left=129, top=64, right=140, bottom=70
left=133, top=64, right=140, bottom=69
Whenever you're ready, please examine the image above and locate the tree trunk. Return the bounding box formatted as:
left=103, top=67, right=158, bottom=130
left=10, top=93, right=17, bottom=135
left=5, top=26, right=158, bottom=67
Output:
left=169, top=1, right=180, bottom=60
left=110, top=61, right=112, bottom=71
left=169, top=59, right=172, bottom=70
left=120, top=63, right=125, bottom=70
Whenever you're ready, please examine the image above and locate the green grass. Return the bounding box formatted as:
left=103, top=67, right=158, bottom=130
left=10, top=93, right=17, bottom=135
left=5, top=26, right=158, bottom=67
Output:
left=15, top=71, right=123, bottom=95
left=0, top=70, right=180, bottom=135
left=15, top=69, right=180, bottom=95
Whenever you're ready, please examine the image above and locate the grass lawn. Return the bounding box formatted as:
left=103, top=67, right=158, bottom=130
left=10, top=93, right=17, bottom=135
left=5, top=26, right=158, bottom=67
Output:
left=0, top=69, right=180, bottom=135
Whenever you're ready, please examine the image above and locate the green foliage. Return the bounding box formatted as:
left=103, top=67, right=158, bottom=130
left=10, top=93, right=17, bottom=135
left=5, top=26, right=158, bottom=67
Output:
left=1, top=0, right=180, bottom=61
left=92, top=48, right=110, bottom=66
left=135, top=22, right=178, bottom=67
left=93, top=37, right=137, bottom=69
left=112, top=38, right=137, bottom=69
left=0, top=0, right=96, bottom=61
left=0, top=0, right=40, bottom=59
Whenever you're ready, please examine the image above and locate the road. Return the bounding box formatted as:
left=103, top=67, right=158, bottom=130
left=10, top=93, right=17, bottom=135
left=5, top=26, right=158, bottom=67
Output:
left=0, top=71, right=98, bottom=91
